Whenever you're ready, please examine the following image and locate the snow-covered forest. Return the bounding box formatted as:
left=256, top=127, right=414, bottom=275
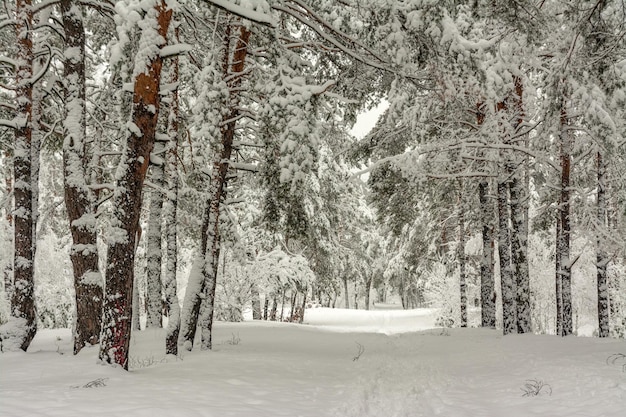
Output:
left=0, top=0, right=625, bottom=414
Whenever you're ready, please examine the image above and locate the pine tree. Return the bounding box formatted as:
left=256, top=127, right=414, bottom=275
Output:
left=60, top=0, right=103, bottom=354
left=100, top=0, right=173, bottom=369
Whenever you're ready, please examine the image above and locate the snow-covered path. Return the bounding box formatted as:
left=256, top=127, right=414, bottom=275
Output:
left=1, top=308, right=625, bottom=417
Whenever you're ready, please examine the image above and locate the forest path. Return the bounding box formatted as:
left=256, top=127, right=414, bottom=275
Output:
left=302, top=305, right=437, bottom=334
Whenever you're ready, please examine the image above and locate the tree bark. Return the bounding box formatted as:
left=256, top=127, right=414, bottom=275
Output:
left=144, top=138, right=166, bottom=329
left=364, top=274, right=373, bottom=311
left=510, top=174, right=530, bottom=333
left=99, top=0, right=172, bottom=369
left=180, top=24, right=252, bottom=350
left=3, top=150, right=14, bottom=305
left=497, top=178, right=517, bottom=335
left=596, top=151, right=609, bottom=337
left=61, top=0, right=103, bottom=355
left=252, top=286, right=262, bottom=320
left=9, top=0, right=37, bottom=352
left=479, top=181, right=496, bottom=328
left=163, top=49, right=180, bottom=355
left=458, top=182, right=467, bottom=327
left=556, top=94, right=573, bottom=337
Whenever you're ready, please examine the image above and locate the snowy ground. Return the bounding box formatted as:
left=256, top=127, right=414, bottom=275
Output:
left=1, top=306, right=625, bottom=417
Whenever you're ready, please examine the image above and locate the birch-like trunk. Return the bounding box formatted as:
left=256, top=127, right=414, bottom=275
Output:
left=556, top=96, right=573, bottom=337
left=478, top=181, right=496, bottom=328
left=61, top=0, right=103, bottom=355
left=9, top=0, right=37, bottom=352
left=497, top=178, right=517, bottom=335
left=596, top=151, right=609, bottom=337
left=99, top=1, right=172, bottom=369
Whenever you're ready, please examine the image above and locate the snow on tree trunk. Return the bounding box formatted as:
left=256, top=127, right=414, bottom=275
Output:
left=596, top=151, right=609, bottom=338
left=179, top=23, right=252, bottom=351
left=364, top=274, right=372, bottom=311
left=556, top=94, right=573, bottom=337
left=509, top=78, right=531, bottom=334
left=99, top=0, right=172, bottom=369
left=510, top=174, right=530, bottom=333
left=458, top=182, right=467, bottom=328
left=163, top=50, right=180, bottom=355
left=343, top=276, right=350, bottom=309
left=479, top=181, right=496, bottom=328
left=7, top=0, right=37, bottom=352
left=497, top=178, right=517, bottom=335
left=3, top=151, right=14, bottom=305
left=145, top=138, right=166, bottom=329
left=251, top=286, right=262, bottom=320
left=60, top=0, right=103, bottom=355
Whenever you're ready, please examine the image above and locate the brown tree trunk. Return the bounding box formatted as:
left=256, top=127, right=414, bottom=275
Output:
left=596, top=151, right=609, bottom=337
left=479, top=181, right=496, bottom=328
left=498, top=177, right=516, bottom=335
left=179, top=23, right=252, bottom=350
left=61, top=0, right=103, bottom=355
left=556, top=94, right=573, bottom=337
left=99, top=1, right=172, bottom=369
left=9, top=0, right=37, bottom=352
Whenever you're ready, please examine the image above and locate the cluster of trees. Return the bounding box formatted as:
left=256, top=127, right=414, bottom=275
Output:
left=0, top=0, right=624, bottom=371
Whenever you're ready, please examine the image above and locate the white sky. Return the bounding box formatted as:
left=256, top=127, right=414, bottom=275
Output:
left=350, top=100, right=388, bottom=139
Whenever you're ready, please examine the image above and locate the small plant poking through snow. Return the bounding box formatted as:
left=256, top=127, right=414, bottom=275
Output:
left=128, top=355, right=166, bottom=370
left=521, top=379, right=552, bottom=397
left=353, top=342, right=365, bottom=361
left=71, top=378, right=108, bottom=389
left=606, top=353, right=626, bottom=372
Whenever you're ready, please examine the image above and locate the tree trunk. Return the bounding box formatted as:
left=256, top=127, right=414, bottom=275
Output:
left=510, top=76, right=531, bottom=334
left=252, top=286, right=262, bottom=320
left=510, top=174, right=530, bottom=333
left=556, top=95, right=573, bottom=337
left=60, top=0, right=103, bottom=355
left=343, top=276, right=349, bottom=309
left=479, top=181, right=496, bottom=328
left=270, top=294, right=277, bottom=321
left=145, top=152, right=165, bottom=329
left=596, top=151, right=609, bottom=337
left=497, top=178, right=516, bottom=335
left=364, top=274, right=373, bottom=311
left=178, top=24, right=251, bottom=351
left=299, top=289, right=307, bottom=324
left=3, top=150, right=14, bottom=305
left=163, top=49, right=180, bottom=355
left=263, top=297, right=269, bottom=320
left=8, top=0, right=37, bottom=352
left=99, top=1, right=172, bottom=369
left=458, top=181, right=467, bottom=327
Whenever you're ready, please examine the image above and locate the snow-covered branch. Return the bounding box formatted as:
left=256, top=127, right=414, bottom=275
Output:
left=202, top=0, right=277, bottom=27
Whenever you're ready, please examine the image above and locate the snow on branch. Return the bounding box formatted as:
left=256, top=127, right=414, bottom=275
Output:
left=160, top=43, right=194, bottom=58
left=202, top=0, right=277, bottom=27
left=229, top=161, right=259, bottom=172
